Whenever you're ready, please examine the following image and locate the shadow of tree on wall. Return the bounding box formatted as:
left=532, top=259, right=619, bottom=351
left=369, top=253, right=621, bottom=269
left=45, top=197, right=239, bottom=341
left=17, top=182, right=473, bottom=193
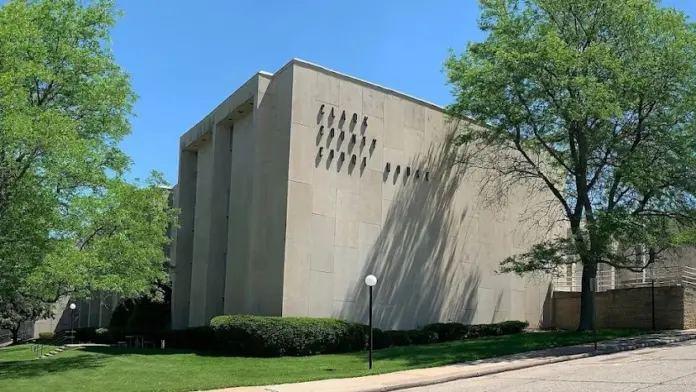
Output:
left=338, top=122, right=489, bottom=330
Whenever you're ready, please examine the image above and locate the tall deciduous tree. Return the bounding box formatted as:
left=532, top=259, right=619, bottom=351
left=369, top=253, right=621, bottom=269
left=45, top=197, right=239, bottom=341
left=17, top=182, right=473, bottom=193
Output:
left=446, top=0, right=696, bottom=330
left=0, top=0, right=176, bottom=301
left=0, top=293, right=52, bottom=344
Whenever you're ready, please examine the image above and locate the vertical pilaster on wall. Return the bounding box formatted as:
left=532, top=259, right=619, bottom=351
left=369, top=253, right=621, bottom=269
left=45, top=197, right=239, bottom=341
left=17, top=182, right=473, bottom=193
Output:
left=171, top=149, right=197, bottom=329
left=205, top=124, right=232, bottom=321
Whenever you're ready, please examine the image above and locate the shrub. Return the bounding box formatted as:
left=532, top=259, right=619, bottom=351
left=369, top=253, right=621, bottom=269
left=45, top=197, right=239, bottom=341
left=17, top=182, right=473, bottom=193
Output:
left=210, top=315, right=366, bottom=357
left=384, top=330, right=411, bottom=347
left=407, top=328, right=439, bottom=345
left=38, top=332, right=55, bottom=340
left=158, top=326, right=216, bottom=351
left=464, top=320, right=529, bottom=339
left=370, top=328, right=391, bottom=350
left=420, top=323, right=468, bottom=342
left=497, top=320, right=529, bottom=334
left=74, top=327, right=97, bottom=343
left=94, top=328, right=112, bottom=344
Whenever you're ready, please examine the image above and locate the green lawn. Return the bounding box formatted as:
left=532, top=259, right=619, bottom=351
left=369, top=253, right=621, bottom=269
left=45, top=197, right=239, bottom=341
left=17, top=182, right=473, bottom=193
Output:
left=0, top=329, right=644, bottom=392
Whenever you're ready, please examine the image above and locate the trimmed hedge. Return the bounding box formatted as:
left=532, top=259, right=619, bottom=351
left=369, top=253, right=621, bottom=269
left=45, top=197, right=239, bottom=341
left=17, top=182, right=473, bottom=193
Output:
left=419, top=320, right=529, bottom=343
left=210, top=315, right=367, bottom=357
left=38, top=332, right=55, bottom=340
left=158, top=326, right=216, bottom=351
left=208, top=315, right=529, bottom=357
left=95, top=328, right=111, bottom=344
left=74, top=327, right=98, bottom=343
left=75, top=316, right=527, bottom=355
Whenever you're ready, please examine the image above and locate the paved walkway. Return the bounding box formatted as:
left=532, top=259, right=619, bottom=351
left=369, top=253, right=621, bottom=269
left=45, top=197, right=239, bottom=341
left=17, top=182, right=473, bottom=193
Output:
left=203, top=330, right=696, bottom=392
left=402, top=339, right=696, bottom=391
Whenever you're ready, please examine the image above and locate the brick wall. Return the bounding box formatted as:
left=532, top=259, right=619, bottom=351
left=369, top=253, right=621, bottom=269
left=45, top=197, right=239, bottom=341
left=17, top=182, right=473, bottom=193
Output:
left=552, top=285, right=687, bottom=330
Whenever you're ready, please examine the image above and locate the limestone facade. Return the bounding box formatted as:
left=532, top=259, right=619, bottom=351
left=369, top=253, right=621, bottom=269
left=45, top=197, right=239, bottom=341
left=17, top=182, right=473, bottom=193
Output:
left=170, top=59, right=560, bottom=330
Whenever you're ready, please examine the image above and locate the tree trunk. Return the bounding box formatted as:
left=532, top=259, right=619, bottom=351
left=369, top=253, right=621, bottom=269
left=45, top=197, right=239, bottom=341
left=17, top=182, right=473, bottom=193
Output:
left=11, top=325, right=19, bottom=345
left=578, top=261, right=598, bottom=331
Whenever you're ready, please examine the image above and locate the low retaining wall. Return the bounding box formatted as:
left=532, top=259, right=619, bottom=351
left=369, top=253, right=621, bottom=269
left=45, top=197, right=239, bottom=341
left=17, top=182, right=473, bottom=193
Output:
left=551, top=285, right=692, bottom=330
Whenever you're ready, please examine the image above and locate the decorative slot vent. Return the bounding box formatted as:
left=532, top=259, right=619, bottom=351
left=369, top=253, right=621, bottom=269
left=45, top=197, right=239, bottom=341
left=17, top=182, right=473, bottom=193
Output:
left=319, top=104, right=325, bottom=114
left=386, top=163, right=391, bottom=172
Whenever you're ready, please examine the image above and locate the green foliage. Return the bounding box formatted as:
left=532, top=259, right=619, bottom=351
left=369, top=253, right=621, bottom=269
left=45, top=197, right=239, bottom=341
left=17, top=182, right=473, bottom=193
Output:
left=0, top=293, right=52, bottom=343
left=446, top=0, right=696, bottom=330
left=419, top=323, right=469, bottom=342
left=158, top=327, right=217, bottom=351
left=74, top=327, right=97, bottom=343
left=405, top=329, right=440, bottom=345
left=208, top=315, right=529, bottom=356
left=95, top=328, right=110, bottom=343
left=0, top=0, right=177, bottom=301
left=383, top=330, right=411, bottom=347
left=38, top=332, right=55, bottom=340
left=210, top=315, right=367, bottom=357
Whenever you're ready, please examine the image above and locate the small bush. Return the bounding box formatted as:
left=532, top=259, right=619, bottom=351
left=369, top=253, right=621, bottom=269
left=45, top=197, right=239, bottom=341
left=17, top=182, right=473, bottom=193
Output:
left=420, top=323, right=468, bottom=342
left=384, top=330, right=411, bottom=347
left=38, top=332, right=55, bottom=340
left=74, top=327, right=97, bottom=343
left=370, top=328, right=391, bottom=350
left=463, top=320, right=529, bottom=339
left=210, top=315, right=366, bottom=357
left=497, top=320, right=529, bottom=334
left=158, top=326, right=216, bottom=351
left=407, top=328, right=439, bottom=345
left=94, top=328, right=112, bottom=344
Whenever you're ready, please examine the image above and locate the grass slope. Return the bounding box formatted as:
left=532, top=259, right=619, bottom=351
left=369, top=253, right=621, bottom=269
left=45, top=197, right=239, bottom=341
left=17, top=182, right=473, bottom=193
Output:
left=0, top=329, right=644, bottom=392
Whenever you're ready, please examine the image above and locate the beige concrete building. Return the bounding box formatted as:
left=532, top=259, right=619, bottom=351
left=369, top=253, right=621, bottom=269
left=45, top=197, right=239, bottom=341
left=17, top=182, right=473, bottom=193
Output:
left=170, top=59, right=560, bottom=331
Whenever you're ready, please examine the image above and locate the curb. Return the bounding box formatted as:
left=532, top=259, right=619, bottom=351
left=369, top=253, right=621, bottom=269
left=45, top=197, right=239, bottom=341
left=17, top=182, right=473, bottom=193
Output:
left=359, top=334, right=696, bottom=392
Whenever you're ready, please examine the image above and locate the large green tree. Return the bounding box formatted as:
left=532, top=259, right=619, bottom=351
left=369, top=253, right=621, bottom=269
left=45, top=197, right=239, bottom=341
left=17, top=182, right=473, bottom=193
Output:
left=446, top=0, right=696, bottom=330
left=0, top=293, right=52, bottom=344
left=0, top=0, right=176, bottom=302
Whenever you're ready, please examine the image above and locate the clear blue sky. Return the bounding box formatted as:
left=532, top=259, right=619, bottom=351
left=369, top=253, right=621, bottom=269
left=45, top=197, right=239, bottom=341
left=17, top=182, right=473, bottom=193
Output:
left=110, top=0, right=693, bottom=184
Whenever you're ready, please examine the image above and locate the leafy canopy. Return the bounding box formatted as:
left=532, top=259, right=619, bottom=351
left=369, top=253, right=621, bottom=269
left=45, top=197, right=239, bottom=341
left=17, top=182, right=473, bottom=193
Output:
left=0, top=0, right=176, bottom=300
left=446, top=0, right=696, bottom=275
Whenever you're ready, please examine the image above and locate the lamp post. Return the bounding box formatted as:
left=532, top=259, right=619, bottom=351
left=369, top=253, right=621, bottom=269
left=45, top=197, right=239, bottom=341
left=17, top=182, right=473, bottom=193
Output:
left=69, top=303, right=76, bottom=345
left=364, top=274, right=378, bottom=370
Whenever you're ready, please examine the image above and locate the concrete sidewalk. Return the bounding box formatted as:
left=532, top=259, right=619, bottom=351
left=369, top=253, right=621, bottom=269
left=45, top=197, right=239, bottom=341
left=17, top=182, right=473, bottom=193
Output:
left=202, top=330, right=696, bottom=392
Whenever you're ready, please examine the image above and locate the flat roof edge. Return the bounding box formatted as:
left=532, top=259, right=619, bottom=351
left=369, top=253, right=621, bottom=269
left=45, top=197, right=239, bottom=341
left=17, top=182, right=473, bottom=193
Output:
left=284, top=58, right=447, bottom=113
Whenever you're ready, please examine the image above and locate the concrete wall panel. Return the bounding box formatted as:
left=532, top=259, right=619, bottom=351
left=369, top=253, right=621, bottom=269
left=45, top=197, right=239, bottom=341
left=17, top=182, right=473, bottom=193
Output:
left=173, top=59, right=562, bottom=331
left=171, top=151, right=197, bottom=329
left=284, top=62, right=561, bottom=330
left=223, top=114, right=254, bottom=315
left=188, top=139, right=214, bottom=327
